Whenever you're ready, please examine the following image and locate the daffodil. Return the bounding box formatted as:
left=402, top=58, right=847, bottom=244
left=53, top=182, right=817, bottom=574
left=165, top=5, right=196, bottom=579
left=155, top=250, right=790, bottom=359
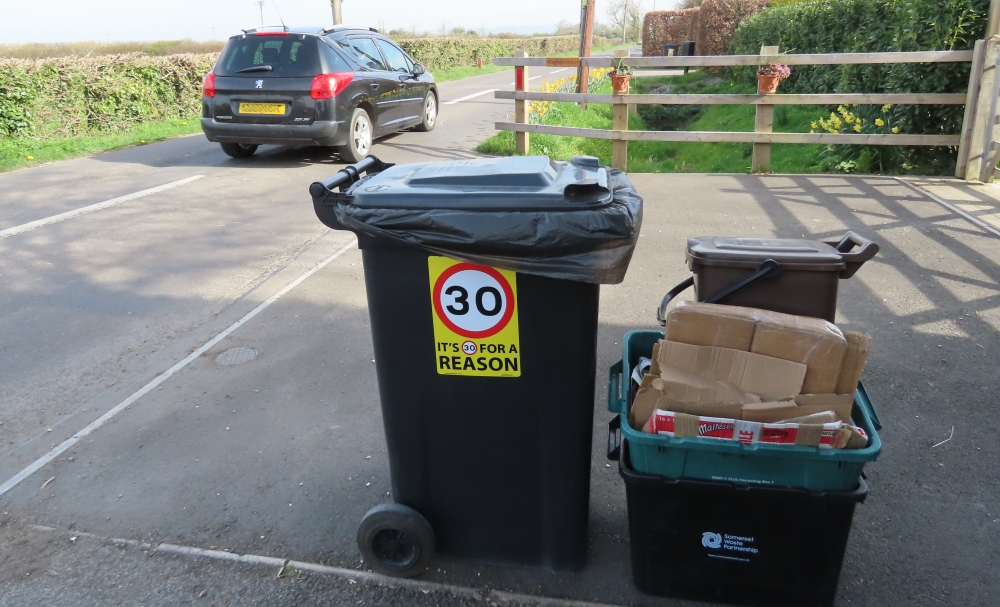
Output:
left=26, top=155, right=34, bottom=160
left=853, top=124, right=862, bottom=132
left=811, top=122, right=818, bottom=129
left=881, top=104, right=892, bottom=112
left=875, top=118, right=884, bottom=127
left=892, top=126, right=899, bottom=133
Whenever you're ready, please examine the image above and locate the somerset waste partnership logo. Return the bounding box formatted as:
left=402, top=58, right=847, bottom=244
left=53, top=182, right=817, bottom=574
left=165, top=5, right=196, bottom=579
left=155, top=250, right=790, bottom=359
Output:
left=702, top=532, right=723, bottom=549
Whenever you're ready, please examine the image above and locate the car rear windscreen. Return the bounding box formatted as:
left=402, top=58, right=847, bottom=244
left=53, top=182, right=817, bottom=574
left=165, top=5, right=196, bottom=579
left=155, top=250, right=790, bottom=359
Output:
left=216, top=35, right=322, bottom=77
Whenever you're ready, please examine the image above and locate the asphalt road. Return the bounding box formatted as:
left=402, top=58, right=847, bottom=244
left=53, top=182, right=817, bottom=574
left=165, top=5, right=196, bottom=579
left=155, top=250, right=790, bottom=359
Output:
left=3, top=50, right=1000, bottom=607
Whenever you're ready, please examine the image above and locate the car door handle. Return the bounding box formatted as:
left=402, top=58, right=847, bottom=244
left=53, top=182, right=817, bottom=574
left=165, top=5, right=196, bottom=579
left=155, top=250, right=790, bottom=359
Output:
left=370, top=83, right=380, bottom=90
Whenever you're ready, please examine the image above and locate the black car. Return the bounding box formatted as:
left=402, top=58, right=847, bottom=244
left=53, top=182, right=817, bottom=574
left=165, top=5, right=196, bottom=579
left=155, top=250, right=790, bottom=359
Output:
left=201, top=26, right=437, bottom=161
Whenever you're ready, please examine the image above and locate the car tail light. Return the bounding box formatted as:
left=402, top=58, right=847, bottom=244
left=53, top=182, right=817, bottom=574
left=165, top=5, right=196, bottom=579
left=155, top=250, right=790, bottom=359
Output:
left=311, top=72, right=354, bottom=99
left=203, top=72, right=216, bottom=98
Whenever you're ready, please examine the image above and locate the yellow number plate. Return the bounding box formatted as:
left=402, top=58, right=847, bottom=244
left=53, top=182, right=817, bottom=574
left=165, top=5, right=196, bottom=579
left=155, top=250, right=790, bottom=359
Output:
left=238, top=103, right=285, bottom=115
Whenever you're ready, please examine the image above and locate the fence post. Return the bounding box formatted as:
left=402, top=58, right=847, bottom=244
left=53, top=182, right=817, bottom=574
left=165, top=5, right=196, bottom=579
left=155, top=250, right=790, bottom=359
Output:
left=964, top=36, right=1000, bottom=181
left=751, top=46, right=780, bottom=173
left=956, top=40, right=986, bottom=178
left=514, top=50, right=530, bottom=155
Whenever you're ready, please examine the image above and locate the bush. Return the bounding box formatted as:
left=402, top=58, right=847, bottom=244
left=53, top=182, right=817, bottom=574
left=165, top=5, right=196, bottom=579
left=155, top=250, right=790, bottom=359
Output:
left=0, top=53, right=215, bottom=139
left=731, top=0, right=989, bottom=168
left=396, top=35, right=613, bottom=72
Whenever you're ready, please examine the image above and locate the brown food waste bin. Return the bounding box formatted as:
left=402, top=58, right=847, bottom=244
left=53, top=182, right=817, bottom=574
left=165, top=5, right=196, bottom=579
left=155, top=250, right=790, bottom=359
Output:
left=657, top=232, right=879, bottom=324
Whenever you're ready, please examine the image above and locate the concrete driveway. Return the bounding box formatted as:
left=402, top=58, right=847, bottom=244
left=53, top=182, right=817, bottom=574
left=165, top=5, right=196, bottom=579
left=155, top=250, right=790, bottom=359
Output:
left=2, top=65, right=999, bottom=605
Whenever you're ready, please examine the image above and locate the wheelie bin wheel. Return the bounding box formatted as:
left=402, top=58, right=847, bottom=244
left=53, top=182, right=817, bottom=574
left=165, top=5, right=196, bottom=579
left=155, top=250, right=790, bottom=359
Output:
left=357, top=503, right=434, bottom=577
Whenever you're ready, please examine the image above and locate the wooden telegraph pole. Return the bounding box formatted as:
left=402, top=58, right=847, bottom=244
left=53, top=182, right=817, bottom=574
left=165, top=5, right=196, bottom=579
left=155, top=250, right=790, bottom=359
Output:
left=989, top=0, right=1000, bottom=37
left=577, top=0, right=596, bottom=107
left=331, top=0, right=343, bottom=25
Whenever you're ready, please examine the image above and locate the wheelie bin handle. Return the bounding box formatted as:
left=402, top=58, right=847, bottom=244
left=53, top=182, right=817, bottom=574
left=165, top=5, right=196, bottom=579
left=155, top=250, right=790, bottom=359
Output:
left=309, top=155, right=395, bottom=199
left=825, top=231, right=879, bottom=279
left=607, top=360, right=623, bottom=413
left=656, top=259, right=783, bottom=326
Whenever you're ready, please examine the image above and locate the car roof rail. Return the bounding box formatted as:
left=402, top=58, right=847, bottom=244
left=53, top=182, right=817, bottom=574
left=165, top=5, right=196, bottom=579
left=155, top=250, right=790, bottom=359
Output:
left=320, top=25, right=381, bottom=35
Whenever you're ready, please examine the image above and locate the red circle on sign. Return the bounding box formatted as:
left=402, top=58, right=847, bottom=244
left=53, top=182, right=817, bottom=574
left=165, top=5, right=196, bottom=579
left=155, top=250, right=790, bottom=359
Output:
left=432, top=263, right=515, bottom=339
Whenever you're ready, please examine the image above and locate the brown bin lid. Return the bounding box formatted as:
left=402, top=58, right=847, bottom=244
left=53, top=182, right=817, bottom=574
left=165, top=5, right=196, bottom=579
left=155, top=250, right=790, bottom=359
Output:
left=686, top=236, right=846, bottom=271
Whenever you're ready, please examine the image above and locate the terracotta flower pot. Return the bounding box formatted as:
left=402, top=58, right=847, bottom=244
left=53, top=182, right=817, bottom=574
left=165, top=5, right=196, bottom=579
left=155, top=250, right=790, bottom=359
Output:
left=757, top=74, right=781, bottom=94
left=610, top=73, right=631, bottom=94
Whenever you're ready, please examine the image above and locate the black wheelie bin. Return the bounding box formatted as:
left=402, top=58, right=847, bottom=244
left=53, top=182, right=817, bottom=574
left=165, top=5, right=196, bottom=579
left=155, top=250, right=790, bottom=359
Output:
left=309, top=154, right=642, bottom=576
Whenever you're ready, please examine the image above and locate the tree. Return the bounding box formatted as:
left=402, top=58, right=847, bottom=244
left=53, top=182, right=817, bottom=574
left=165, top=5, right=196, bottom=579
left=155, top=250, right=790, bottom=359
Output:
left=605, top=0, right=644, bottom=43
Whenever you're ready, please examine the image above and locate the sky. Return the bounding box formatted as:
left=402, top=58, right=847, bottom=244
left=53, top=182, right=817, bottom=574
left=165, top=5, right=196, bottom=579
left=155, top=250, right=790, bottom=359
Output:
left=1, top=0, right=662, bottom=44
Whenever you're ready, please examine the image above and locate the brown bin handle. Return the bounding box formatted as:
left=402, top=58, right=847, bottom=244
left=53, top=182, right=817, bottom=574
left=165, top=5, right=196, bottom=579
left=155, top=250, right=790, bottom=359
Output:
left=826, top=232, right=879, bottom=279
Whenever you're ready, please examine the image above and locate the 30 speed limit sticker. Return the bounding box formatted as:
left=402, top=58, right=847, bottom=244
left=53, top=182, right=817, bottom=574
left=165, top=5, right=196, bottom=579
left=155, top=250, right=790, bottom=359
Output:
left=428, top=256, right=520, bottom=377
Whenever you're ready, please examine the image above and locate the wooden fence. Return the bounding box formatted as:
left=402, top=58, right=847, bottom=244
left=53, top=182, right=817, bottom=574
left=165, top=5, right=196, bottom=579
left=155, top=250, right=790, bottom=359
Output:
left=493, top=42, right=999, bottom=179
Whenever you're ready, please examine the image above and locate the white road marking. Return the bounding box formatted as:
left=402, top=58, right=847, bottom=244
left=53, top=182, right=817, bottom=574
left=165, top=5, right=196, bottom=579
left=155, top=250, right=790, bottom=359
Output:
left=0, top=175, right=204, bottom=239
left=551, top=68, right=569, bottom=74
left=0, top=238, right=358, bottom=498
left=28, top=526, right=623, bottom=607
left=443, top=89, right=497, bottom=105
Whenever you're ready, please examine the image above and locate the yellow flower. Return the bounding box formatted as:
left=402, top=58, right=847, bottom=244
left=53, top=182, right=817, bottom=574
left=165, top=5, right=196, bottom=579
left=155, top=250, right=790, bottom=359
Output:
left=881, top=104, right=892, bottom=112
left=892, top=126, right=899, bottom=133
left=875, top=118, right=884, bottom=127
left=810, top=129, right=815, bottom=134
left=181, top=121, right=188, bottom=125
left=140, top=139, right=146, bottom=143
left=26, top=155, right=34, bottom=160
left=811, top=122, right=818, bottom=129
left=853, top=124, right=862, bottom=132
left=845, top=115, right=854, bottom=124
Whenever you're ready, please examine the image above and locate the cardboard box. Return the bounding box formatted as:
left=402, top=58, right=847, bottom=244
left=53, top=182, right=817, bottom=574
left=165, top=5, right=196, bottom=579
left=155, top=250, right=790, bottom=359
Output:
left=741, top=401, right=802, bottom=423
left=646, top=409, right=869, bottom=449
left=834, top=331, right=872, bottom=395
left=664, top=301, right=757, bottom=351
left=793, top=393, right=854, bottom=423
left=629, top=369, right=759, bottom=431
left=749, top=310, right=847, bottom=394
left=658, top=340, right=806, bottom=401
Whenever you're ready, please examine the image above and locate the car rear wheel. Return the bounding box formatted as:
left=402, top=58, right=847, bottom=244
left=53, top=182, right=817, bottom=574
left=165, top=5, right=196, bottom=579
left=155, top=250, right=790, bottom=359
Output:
left=340, top=108, right=373, bottom=163
left=220, top=143, right=258, bottom=158
left=415, top=92, right=437, bottom=132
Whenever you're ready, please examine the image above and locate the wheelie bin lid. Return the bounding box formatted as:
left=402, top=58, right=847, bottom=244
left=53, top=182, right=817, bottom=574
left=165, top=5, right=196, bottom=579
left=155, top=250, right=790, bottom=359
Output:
left=310, top=155, right=643, bottom=284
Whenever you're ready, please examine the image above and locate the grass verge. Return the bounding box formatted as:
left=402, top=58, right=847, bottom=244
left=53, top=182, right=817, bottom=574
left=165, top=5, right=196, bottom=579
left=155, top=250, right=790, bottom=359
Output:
left=0, top=117, right=202, bottom=173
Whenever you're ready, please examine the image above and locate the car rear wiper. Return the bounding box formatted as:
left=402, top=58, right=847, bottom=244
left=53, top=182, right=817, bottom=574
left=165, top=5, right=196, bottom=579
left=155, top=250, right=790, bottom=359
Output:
left=236, top=65, right=273, bottom=73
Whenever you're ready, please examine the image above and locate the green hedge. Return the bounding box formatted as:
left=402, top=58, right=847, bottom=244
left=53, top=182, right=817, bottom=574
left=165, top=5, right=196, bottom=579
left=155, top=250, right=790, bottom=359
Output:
left=396, top=35, right=613, bottom=72
left=731, top=0, right=988, bottom=147
left=0, top=53, right=216, bottom=139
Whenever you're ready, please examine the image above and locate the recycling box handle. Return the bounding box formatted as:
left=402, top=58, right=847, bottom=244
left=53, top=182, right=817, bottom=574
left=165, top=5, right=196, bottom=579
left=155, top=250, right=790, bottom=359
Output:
left=607, top=360, right=623, bottom=413
left=607, top=415, right=621, bottom=461
left=309, top=155, right=395, bottom=199
left=855, top=381, right=882, bottom=431
left=826, top=231, right=879, bottom=279
left=656, top=259, right=783, bottom=326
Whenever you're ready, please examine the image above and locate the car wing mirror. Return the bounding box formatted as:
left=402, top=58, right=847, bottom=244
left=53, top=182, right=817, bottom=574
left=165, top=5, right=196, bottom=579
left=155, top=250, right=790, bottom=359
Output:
left=412, top=63, right=426, bottom=76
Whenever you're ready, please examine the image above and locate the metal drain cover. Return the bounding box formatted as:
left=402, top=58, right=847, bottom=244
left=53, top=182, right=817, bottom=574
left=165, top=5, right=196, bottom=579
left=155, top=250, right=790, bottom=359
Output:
left=215, top=347, right=258, bottom=366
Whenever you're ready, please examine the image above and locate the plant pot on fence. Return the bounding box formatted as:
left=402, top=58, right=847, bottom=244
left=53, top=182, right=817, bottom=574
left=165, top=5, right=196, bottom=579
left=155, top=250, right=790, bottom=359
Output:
left=757, top=74, right=781, bottom=94
left=610, top=73, right=631, bottom=94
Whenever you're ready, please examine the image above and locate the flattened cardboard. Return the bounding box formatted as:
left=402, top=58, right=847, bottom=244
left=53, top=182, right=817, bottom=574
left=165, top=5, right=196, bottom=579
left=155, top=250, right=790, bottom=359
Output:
left=629, top=369, right=759, bottom=431
left=669, top=400, right=747, bottom=419
left=664, top=301, right=757, bottom=351
left=749, top=310, right=847, bottom=394
left=741, top=401, right=801, bottom=423
left=793, top=393, right=854, bottom=422
left=649, top=341, right=661, bottom=376
left=659, top=340, right=806, bottom=400
left=834, top=331, right=873, bottom=395
left=781, top=411, right=840, bottom=425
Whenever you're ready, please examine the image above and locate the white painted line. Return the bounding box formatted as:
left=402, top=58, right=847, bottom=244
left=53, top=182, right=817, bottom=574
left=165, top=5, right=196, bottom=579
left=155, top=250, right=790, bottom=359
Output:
left=0, top=238, right=358, bottom=498
left=443, top=89, right=497, bottom=105
left=29, top=525, right=621, bottom=607
left=895, top=177, right=1000, bottom=239
left=0, top=175, right=204, bottom=239
left=551, top=68, right=569, bottom=74
left=528, top=75, right=543, bottom=81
